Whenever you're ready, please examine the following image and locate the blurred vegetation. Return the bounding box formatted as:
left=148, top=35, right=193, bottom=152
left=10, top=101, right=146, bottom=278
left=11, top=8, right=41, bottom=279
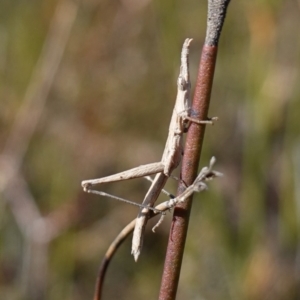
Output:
left=1, top=0, right=300, bottom=299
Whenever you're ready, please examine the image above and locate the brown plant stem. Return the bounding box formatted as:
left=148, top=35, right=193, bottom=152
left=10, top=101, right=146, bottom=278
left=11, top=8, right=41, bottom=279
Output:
left=93, top=219, right=136, bottom=300
left=158, top=1, right=231, bottom=299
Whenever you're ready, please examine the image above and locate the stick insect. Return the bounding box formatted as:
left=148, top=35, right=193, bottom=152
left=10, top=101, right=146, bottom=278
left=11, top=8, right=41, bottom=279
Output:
left=82, top=38, right=217, bottom=261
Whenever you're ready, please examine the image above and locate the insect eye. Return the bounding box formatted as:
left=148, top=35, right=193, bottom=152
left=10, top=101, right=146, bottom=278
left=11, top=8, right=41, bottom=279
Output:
left=177, top=76, right=187, bottom=90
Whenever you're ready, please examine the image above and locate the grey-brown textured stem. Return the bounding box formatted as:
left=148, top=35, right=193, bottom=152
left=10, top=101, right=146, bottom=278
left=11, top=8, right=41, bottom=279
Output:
left=158, top=1, right=230, bottom=299
left=206, top=0, right=231, bottom=46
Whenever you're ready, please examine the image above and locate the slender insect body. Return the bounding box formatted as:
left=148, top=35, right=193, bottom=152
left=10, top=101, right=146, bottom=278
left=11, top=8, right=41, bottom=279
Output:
left=161, top=114, right=183, bottom=176
left=160, top=38, right=193, bottom=176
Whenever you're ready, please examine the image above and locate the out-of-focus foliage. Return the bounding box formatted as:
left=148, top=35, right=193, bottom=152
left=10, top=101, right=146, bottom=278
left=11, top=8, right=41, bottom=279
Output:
left=1, top=0, right=300, bottom=299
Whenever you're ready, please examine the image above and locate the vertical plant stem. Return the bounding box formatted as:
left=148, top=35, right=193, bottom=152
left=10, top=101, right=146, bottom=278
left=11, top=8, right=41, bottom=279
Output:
left=158, top=1, right=231, bottom=299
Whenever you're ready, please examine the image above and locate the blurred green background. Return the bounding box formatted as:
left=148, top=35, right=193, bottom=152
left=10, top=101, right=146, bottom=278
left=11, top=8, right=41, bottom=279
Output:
left=1, top=0, right=300, bottom=299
